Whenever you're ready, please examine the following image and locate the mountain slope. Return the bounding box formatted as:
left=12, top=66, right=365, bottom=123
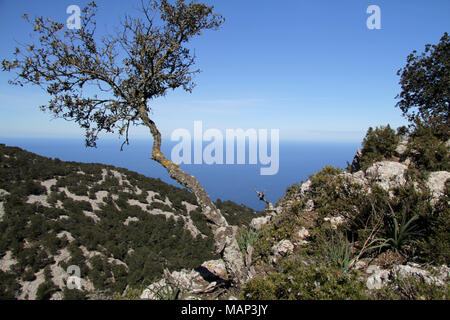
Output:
left=0, top=143, right=261, bottom=299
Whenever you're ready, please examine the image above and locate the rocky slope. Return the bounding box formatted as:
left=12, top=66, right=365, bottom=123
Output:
left=235, top=130, right=450, bottom=300
left=0, top=143, right=261, bottom=300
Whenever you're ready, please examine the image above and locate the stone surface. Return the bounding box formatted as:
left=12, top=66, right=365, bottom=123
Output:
left=393, top=263, right=449, bottom=286
left=365, top=265, right=390, bottom=290
left=324, top=215, right=345, bottom=229
left=272, top=240, right=294, bottom=258
left=140, top=259, right=228, bottom=300
left=365, top=161, right=408, bottom=191
left=395, top=138, right=409, bottom=156
left=250, top=216, right=271, bottom=230
left=426, top=171, right=450, bottom=201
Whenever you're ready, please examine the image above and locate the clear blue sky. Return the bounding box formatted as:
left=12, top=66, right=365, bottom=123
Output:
left=0, top=0, right=449, bottom=142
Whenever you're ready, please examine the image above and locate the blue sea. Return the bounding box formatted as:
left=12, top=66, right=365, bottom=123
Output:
left=1, top=137, right=360, bottom=210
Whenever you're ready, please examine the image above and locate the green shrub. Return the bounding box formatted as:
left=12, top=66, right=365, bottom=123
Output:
left=418, top=183, right=450, bottom=264
left=407, top=123, right=450, bottom=171
left=241, top=259, right=369, bottom=300
left=325, top=233, right=354, bottom=272
left=359, top=125, right=399, bottom=170
left=36, top=280, right=59, bottom=300
left=238, top=228, right=260, bottom=254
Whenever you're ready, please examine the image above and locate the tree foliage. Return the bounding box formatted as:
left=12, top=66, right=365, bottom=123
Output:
left=396, top=32, right=449, bottom=136
left=1, top=0, right=224, bottom=147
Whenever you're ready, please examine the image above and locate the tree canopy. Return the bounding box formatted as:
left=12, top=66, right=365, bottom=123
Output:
left=2, top=0, right=224, bottom=147
left=396, top=32, right=449, bottom=136
left=2, top=0, right=249, bottom=287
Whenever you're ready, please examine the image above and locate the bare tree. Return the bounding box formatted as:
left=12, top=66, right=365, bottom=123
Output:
left=2, top=0, right=248, bottom=286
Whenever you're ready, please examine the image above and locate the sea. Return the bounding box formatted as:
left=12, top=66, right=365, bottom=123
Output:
left=1, top=137, right=361, bottom=211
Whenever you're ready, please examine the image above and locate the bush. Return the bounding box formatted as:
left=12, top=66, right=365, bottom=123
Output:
left=241, top=259, right=369, bottom=300
left=359, top=125, right=399, bottom=170
left=407, top=122, right=449, bottom=171
left=36, top=280, right=59, bottom=300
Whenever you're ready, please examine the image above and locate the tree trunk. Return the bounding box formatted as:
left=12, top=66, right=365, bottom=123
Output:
left=138, top=106, right=248, bottom=286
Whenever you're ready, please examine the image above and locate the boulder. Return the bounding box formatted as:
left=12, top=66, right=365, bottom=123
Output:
left=365, top=161, right=408, bottom=191
left=272, top=240, right=294, bottom=258
left=365, top=265, right=390, bottom=290
left=296, top=227, right=310, bottom=245
left=323, top=215, right=345, bottom=229
left=250, top=216, right=272, bottom=231
left=395, top=137, right=409, bottom=156
left=393, top=263, right=449, bottom=286
left=426, top=171, right=450, bottom=201
left=300, top=180, right=312, bottom=195
left=349, top=149, right=363, bottom=173
left=140, top=259, right=228, bottom=300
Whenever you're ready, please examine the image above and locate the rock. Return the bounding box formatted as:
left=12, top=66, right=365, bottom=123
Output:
left=365, top=265, right=390, bottom=290
left=354, top=260, right=368, bottom=271
left=297, top=227, right=309, bottom=240
left=200, top=259, right=228, bottom=281
left=365, top=161, right=408, bottom=191
left=395, top=137, right=409, bottom=156
left=426, top=171, right=450, bottom=201
left=140, top=260, right=228, bottom=300
left=323, top=215, right=345, bottom=229
left=300, top=180, right=312, bottom=195
left=296, top=227, right=310, bottom=245
left=0, top=251, right=17, bottom=272
left=365, top=263, right=450, bottom=291
left=304, top=199, right=314, bottom=212
left=272, top=240, right=294, bottom=258
left=393, top=263, right=449, bottom=286
left=250, top=216, right=272, bottom=230
left=350, top=148, right=363, bottom=173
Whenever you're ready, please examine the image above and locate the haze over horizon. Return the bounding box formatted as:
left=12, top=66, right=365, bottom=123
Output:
left=1, top=1, right=449, bottom=143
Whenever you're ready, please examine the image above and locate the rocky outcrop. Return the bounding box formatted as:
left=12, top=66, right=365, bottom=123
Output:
left=250, top=215, right=272, bottom=230
left=426, top=171, right=450, bottom=200
left=140, top=259, right=228, bottom=300
left=365, top=263, right=450, bottom=290
left=272, top=240, right=294, bottom=260
left=365, top=161, right=408, bottom=191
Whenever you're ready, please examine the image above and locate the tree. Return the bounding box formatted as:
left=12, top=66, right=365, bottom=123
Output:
left=2, top=0, right=248, bottom=286
left=395, top=32, right=449, bottom=136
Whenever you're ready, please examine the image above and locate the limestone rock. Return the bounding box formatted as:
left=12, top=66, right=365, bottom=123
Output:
left=324, top=215, right=345, bottom=229
left=272, top=240, right=294, bottom=258
left=395, top=137, right=409, bottom=156
left=365, top=265, right=390, bottom=290
left=250, top=215, right=271, bottom=231
left=300, top=180, right=312, bottom=195
left=304, top=199, right=314, bottom=212
left=365, top=161, right=408, bottom=191
left=296, top=227, right=310, bottom=245
left=393, top=263, right=449, bottom=286
left=426, top=171, right=450, bottom=200
left=140, top=259, right=228, bottom=300
left=350, top=148, right=363, bottom=173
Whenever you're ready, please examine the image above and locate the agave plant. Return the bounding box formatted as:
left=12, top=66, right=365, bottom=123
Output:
left=326, top=233, right=354, bottom=272
left=373, top=204, right=421, bottom=252
left=238, top=228, right=260, bottom=254
left=146, top=282, right=198, bottom=300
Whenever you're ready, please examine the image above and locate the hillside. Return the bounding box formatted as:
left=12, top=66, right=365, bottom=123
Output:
left=0, top=143, right=262, bottom=299
left=235, top=125, right=450, bottom=300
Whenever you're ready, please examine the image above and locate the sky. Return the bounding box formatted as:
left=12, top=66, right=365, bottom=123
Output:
left=0, top=0, right=449, bottom=143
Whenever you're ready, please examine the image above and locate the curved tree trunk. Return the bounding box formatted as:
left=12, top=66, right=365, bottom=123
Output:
left=139, top=106, right=248, bottom=286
